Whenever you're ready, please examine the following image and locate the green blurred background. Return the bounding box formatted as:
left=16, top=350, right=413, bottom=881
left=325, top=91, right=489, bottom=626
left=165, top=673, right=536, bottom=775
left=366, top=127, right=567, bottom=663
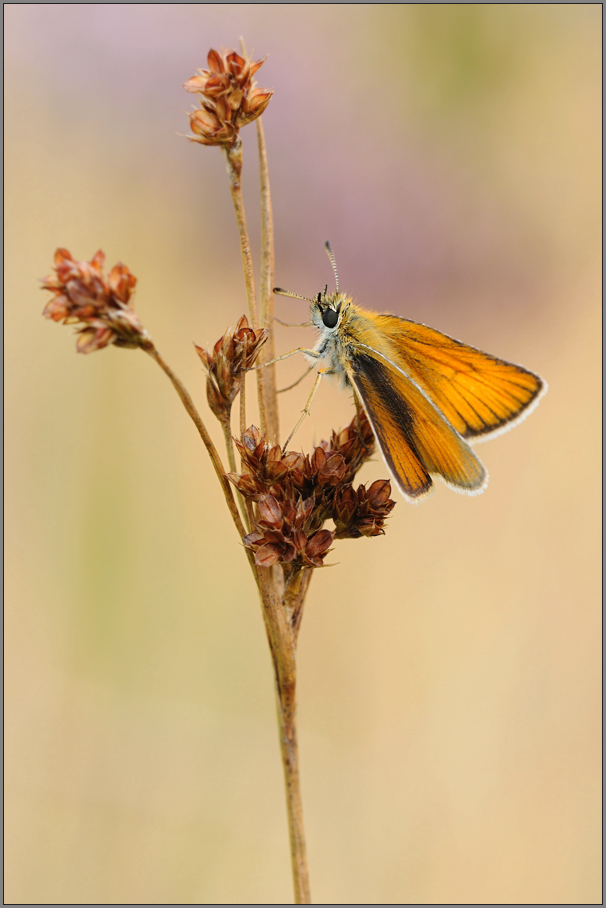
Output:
left=5, top=4, right=601, bottom=904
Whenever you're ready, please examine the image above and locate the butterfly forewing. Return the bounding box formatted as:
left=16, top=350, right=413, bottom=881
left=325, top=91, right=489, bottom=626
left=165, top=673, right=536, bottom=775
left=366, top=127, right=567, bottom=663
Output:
left=374, top=315, right=545, bottom=441
left=348, top=349, right=487, bottom=502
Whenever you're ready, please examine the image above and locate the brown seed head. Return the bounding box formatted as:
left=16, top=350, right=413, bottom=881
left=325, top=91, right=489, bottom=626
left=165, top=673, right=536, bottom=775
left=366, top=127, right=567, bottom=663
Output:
left=184, top=47, right=272, bottom=147
left=41, top=248, right=148, bottom=353
left=195, top=315, right=267, bottom=420
left=333, top=479, right=396, bottom=539
left=234, top=411, right=395, bottom=568
left=321, top=410, right=376, bottom=478
left=231, top=425, right=290, bottom=496
left=243, top=493, right=335, bottom=568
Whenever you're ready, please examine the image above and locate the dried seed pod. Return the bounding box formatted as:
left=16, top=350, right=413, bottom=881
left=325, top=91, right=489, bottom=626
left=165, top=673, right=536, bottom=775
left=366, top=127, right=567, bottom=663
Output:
left=195, top=315, right=267, bottom=420
left=41, top=248, right=148, bottom=354
left=333, top=480, right=396, bottom=539
left=234, top=411, right=395, bottom=567
left=184, top=47, right=273, bottom=148
left=243, top=492, right=335, bottom=569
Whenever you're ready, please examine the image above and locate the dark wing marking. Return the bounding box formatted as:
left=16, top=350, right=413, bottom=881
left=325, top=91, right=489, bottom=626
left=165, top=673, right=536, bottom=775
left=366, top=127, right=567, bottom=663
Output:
left=348, top=349, right=487, bottom=502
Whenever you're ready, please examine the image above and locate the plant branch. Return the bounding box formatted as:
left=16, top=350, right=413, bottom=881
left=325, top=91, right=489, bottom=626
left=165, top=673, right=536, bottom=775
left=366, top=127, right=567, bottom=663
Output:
left=239, top=372, right=247, bottom=444
left=221, top=419, right=239, bottom=475
left=223, top=141, right=269, bottom=438
left=257, top=567, right=311, bottom=904
left=257, top=117, right=279, bottom=443
left=239, top=376, right=255, bottom=530
left=286, top=568, right=314, bottom=644
left=142, top=342, right=258, bottom=579
left=220, top=94, right=310, bottom=903
left=276, top=669, right=310, bottom=904
left=220, top=415, right=250, bottom=533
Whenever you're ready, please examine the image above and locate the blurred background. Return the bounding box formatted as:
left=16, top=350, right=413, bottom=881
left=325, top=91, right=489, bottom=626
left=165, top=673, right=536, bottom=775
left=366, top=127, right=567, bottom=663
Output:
left=5, top=4, right=601, bottom=904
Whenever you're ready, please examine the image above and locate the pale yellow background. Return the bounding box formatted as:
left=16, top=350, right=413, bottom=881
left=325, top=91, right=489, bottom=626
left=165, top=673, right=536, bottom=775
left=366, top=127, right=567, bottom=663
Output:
left=5, top=5, right=601, bottom=904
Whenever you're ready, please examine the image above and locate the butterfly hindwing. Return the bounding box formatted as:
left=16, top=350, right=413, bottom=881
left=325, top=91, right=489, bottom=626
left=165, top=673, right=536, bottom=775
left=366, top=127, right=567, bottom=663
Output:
left=347, top=348, right=487, bottom=502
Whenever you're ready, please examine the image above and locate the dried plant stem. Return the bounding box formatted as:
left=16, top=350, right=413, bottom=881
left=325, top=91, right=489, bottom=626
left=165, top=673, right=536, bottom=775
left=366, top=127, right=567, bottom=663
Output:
left=239, top=377, right=256, bottom=531
left=221, top=420, right=239, bottom=475
left=257, top=117, right=279, bottom=443
left=239, top=373, right=247, bottom=443
left=286, top=568, right=314, bottom=644
left=224, top=142, right=269, bottom=437
left=220, top=417, right=250, bottom=533
left=144, top=337, right=313, bottom=902
left=276, top=673, right=309, bottom=904
left=257, top=569, right=310, bottom=904
left=142, top=342, right=259, bottom=580
left=225, top=118, right=310, bottom=903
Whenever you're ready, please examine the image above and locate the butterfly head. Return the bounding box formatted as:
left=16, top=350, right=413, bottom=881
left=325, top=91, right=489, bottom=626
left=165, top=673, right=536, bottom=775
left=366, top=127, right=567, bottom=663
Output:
left=310, top=288, right=350, bottom=332
left=273, top=242, right=352, bottom=333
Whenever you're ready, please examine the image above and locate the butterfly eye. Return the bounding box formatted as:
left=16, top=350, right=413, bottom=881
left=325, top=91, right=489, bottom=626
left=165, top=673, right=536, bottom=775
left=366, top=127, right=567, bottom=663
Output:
left=322, top=308, right=339, bottom=329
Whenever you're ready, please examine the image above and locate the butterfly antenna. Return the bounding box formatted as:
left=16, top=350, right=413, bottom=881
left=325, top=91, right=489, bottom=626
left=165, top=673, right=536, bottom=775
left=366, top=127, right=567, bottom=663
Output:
left=325, top=241, right=339, bottom=292
left=273, top=287, right=317, bottom=304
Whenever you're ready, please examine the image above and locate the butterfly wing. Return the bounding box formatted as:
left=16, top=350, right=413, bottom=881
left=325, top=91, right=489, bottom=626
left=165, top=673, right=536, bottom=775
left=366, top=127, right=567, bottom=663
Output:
left=347, top=348, right=487, bottom=502
left=373, top=315, right=546, bottom=442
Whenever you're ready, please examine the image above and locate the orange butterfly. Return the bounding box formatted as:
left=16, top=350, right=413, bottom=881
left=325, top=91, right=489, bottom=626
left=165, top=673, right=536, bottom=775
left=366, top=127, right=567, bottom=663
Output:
left=267, top=243, right=547, bottom=503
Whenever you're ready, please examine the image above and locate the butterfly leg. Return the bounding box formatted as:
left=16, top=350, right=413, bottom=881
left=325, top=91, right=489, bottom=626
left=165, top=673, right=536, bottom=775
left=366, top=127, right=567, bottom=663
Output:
left=278, top=362, right=316, bottom=394
left=282, top=368, right=334, bottom=453
left=245, top=346, right=322, bottom=372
